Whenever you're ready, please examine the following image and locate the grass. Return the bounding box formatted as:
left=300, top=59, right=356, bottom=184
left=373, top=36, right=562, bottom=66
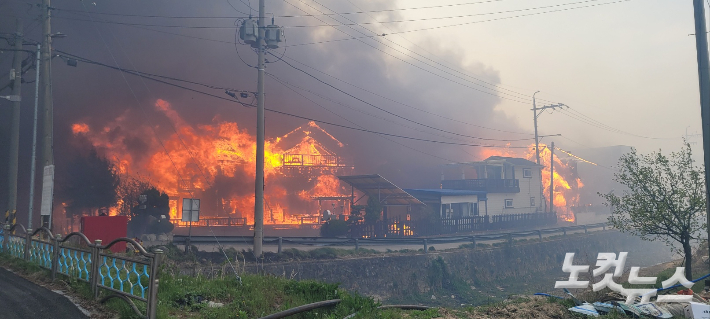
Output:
left=0, top=251, right=444, bottom=318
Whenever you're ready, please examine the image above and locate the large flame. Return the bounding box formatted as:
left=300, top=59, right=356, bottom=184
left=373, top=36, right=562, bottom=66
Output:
left=486, top=143, right=582, bottom=223
left=71, top=99, right=349, bottom=225
left=527, top=144, right=579, bottom=222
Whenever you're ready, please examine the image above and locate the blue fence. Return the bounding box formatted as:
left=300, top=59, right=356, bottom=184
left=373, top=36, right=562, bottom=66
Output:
left=0, top=223, right=163, bottom=319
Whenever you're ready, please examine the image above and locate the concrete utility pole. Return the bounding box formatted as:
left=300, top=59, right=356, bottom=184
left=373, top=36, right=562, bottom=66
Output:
left=6, top=19, right=22, bottom=227
left=40, top=0, right=54, bottom=229
left=237, top=0, right=282, bottom=257
left=28, top=44, right=41, bottom=230
left=253, top=0, right=266, bottom=257
left=532, top=91, right=542, bottom=212
left=691, top=0, right=710, bottom=279
left=531, top=93, right=565, bottom=213
left=549, top=142, right=555, bottom=214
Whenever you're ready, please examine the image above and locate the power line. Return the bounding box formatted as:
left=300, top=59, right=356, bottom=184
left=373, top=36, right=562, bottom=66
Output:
left=50, top=0, right=509, bottom=20
left=339, top=0, right=536, bottom=104
left=272, top=51, right=533, bottom=142
left=558, top=107, right=681, bottom=140
left=53, top=49, right=529, bottom=149
left=41, top=1, right=622, bottom=107
left=73, top=2, right=203, bottom=208
left=282, top=0, right=533, bottom=108
left=52, top=13, right=535, bottom=136
left=268, top=68, right=462, bottom=162
left=296, top=0, right=533, bottom=103
left=281, top=0, right=629, bottom=47
left=45, top=0, right=629, bottom=32
left=292, top=0, right=611, bottom=28
left=267, top=71, right=522, bottom=147
left=28, top=2, right=662, bottom=142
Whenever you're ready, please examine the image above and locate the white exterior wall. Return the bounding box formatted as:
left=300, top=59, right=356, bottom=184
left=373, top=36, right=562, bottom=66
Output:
left=441, top=194, right=479, bottom=204
left=486, top=165, right=543, bottom=215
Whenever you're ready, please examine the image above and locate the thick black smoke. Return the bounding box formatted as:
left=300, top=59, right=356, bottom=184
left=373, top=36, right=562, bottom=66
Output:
left=0, top=0, right=529, bottom=223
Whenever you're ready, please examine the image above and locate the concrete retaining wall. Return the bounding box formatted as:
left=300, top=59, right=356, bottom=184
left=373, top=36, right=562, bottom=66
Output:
left=246, top=231, right=674, bottom=302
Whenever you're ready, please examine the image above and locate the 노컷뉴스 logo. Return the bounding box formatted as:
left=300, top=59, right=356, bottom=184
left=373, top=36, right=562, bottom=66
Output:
left=555, top=252, right=693, bottom=304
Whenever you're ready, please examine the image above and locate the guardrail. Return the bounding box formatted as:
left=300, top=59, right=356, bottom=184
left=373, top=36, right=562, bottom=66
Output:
left=0, top=223, right=162, bottom=319
left=174, top=222, right=609, bottom=252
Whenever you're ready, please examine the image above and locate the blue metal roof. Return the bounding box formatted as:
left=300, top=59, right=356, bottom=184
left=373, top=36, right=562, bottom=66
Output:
left=404, top=189, right=487, bottom=196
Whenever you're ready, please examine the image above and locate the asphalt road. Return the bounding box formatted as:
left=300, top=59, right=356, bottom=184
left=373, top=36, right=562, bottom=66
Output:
left=0, top=267, right=89, bottom=319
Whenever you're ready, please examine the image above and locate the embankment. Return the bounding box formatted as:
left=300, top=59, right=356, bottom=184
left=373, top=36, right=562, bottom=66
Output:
left=244, top=231, right=674, bottom=306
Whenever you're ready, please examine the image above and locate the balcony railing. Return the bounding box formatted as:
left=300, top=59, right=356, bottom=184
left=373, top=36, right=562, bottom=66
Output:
left=441, top=178, right=520, bottom=193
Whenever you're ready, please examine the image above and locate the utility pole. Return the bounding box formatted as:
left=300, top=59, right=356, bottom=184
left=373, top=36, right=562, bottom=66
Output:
left=28, top=43, right=41, bottom=230
left=531, top=92, right=565, bottom=213
left=549, top=142, right=555, bottom=214
left=532, top=91, right=542, bottom=212
left=6, top=19, right=22, bottom=228
left=253, top=0, right=266, bottom=257
left=691, top=0, right=710, bottom=281
left=40, top=0, right=54, bottom=230
left=237, top=1, right=282, bottom=257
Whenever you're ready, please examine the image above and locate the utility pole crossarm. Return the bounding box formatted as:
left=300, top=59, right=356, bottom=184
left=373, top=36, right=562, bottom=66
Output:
left=532, top=103, right=568, bottom=119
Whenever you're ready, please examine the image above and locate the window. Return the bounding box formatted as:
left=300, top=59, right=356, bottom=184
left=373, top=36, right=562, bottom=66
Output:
left=505, top=199, right=513, bottom=208
left=530, top=197, right=535, bottom=207
left=523, top=168, right=532, bottom=178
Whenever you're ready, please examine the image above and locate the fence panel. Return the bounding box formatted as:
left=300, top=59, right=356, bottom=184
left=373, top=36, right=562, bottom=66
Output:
left=57, top=247, right=93, bottom=281
left=0, top=223, right=162, bottom=319
left=28, top=239, right=53, bottom=270
left=7, top=235, right=25, bottom=259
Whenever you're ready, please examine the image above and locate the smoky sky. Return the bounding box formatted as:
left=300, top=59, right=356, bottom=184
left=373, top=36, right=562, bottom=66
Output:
left=0, top=0, right=537, bottom=222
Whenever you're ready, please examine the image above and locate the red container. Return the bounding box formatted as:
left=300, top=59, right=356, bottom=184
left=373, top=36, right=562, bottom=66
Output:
left=80, top=216, right=128, bottom=253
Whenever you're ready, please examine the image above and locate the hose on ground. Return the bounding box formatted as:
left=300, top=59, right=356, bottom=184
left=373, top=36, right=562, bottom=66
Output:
left=257, top=299, right=341, bottom=319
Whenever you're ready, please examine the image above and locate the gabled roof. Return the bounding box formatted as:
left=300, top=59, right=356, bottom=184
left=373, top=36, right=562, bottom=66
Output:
left=275, top=121, right=345, bottom=155
left=337, top=174, right=424, bottom=206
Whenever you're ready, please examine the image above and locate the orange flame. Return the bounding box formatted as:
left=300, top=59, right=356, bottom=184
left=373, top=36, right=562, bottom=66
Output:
left=72, top=99, right=349, bottom=224
left=479, top=143, right=582, bottom=223
left=72, top=123, right=90, bottom=134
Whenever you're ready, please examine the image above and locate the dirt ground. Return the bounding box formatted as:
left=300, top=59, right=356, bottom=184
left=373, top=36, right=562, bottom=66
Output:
left=433, top=296, right=571, bottom=319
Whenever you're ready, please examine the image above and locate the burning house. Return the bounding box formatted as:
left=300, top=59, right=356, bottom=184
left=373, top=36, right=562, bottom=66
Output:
left=439, top=156, right=544, bottom=216
left=69, top=99, right=353, bottom=229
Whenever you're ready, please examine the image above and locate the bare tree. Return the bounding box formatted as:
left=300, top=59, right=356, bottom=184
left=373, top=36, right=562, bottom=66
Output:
left=600, top=143, right=706, bottom=279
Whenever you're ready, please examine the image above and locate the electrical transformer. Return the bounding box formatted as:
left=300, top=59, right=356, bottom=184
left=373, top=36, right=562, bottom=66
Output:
left=265, top=24, right=284, bottom=49
left=239, top=19, right=258, bottom=46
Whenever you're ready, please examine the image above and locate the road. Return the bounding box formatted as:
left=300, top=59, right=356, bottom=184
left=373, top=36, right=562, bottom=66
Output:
left=0, top=267, right=89, bottom=319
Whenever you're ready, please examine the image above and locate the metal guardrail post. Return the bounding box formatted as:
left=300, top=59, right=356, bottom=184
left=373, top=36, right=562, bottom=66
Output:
left=51, top=234, right=60, bottom=281
left=277, top=237, right=283, bottom=254
left=583, top=225, right=588, bottom=234
left=91, top=239, right=102, bottom=298
left=562, top=228, right=567, bottom=236
left=423, top=239, right=428, bottom=253
left=147, top=249, right=163, bottom=319
left=471, top=236, right=476, bottom=250
left=354, top=238, right=359, bottom=250
left=2, top=224, right=9, bottom=252
left=24, top=228, right=32, bottom=261
left=537, top=230, right=543, bottom=242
